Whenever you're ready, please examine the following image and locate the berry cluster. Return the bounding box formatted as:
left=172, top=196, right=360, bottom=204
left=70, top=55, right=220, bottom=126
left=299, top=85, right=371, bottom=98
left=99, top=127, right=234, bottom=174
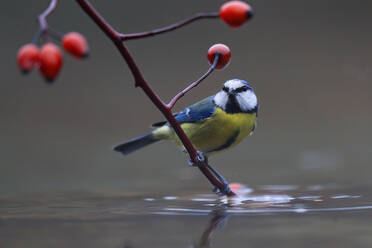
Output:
left=17, top=32, right=88, bottom=82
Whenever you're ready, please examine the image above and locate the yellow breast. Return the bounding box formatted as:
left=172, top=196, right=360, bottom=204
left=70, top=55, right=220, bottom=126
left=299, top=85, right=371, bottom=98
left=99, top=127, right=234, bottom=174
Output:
left=155, top=108, right=257, bottom=155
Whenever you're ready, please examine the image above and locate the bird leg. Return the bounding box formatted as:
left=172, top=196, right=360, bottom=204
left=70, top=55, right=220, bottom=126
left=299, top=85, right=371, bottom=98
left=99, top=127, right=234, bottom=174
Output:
left=188, top=152, right=232, bottom=195
left=207, top=164, right=232, bottom=195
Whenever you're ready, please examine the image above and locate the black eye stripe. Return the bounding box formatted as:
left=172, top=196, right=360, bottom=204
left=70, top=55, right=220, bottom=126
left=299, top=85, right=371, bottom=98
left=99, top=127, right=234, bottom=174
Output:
left=234, top=86, right=249, bottom=93
left=222, top=85, right=250, bottom=93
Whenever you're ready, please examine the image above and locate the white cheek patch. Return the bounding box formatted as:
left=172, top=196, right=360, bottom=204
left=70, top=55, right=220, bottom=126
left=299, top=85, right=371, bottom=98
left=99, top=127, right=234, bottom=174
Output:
left=213, top=91, right=228, bottom=109
left=224, top=79, right=246, bottom=90
left=236, top=90, right=257, bottom=111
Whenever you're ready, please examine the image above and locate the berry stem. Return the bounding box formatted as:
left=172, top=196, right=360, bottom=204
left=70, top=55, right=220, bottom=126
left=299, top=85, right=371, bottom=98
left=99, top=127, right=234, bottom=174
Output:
left=37, top=0, right=63, bottom=43
left=120, top=12, right=219, bottom=41
left=38, top=0, right=58, bottom=30
left=167, top=53, right=220, bottom=109
left=47, top=28, right=64, bottom=41
left=32, top=28, right=43, bottom=45
left=75, top=0, right=235, bottom=196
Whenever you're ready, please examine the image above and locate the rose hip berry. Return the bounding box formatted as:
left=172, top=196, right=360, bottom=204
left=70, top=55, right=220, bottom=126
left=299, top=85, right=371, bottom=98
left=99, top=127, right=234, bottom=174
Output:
left=207, top=44, right=231, bottom=70
left=62, top=32, right=89, bottom=58
left=39, top=43, right=63, bottom=82
left=219, top=1, right=253, bottom=28
left=17, top=44, right=40, bottom=74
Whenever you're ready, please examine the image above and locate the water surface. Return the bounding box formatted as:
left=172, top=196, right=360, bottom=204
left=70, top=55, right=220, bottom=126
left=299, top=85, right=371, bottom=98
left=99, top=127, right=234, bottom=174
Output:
left=1, top=184, right=372, bottom=248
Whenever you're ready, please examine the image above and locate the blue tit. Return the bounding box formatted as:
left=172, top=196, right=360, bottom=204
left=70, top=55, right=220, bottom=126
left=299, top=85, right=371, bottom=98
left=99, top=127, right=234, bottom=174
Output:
left=113, top=79, right=258, bottom=158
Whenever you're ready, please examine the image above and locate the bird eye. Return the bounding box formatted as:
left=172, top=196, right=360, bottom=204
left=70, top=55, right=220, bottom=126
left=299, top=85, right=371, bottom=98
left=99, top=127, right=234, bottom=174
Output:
left=222, top=86, right=229, bottom=92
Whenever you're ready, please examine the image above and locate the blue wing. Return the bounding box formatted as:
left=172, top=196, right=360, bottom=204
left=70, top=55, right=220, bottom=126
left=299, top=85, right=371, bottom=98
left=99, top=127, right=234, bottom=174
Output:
left=175, top=96, right=216, bottom=124
left=152, top=96, right=216, bottom=127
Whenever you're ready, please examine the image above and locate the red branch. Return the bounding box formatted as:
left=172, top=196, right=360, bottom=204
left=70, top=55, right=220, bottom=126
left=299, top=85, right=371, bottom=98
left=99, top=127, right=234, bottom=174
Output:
left=120, top=13, right=219, bottom=41
left=74, top=0, right=235, bottom=196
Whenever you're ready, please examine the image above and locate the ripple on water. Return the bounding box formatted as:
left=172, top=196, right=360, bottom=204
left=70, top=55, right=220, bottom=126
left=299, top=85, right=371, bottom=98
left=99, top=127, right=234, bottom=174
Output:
left=0, top=184, right=371, bottom=220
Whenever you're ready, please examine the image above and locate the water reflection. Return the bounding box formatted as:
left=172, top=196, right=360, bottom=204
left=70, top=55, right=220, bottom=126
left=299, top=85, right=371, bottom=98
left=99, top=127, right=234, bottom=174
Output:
left=193, top=210, right=229, bottom=248
left=120, top=209, right=230, bottom=248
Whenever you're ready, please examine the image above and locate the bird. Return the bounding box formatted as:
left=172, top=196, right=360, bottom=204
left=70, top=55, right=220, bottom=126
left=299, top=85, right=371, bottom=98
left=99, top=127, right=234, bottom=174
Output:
left=113, top=78, right=258, bottom=159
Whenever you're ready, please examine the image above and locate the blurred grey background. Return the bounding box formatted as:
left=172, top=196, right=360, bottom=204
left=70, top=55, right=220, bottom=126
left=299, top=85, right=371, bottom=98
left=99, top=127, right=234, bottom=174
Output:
left=1, top=0, right=371, bottom=197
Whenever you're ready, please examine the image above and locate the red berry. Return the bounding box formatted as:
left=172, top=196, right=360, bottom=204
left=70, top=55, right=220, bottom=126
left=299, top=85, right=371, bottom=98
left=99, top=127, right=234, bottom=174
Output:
left=219, top=1, right=253, bottom=28
left=207, top=44, right=231, bottom=70
left=39, top=43, right=63, bottom=82
left=17, top=44, right=40, bottom=74
left=62, top=32, right=89, bottom=58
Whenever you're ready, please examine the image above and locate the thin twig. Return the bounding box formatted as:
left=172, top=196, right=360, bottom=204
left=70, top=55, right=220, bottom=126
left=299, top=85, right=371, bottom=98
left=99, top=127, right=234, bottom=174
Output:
left=120, top=12, right=219, bottom=41
left=35, top=0, right=59, bottom=43
left=38, top=0, right=58, bottom=30
left=75, top=0, right=235, bottom=196
left=168, top=53, right=220, bottom=109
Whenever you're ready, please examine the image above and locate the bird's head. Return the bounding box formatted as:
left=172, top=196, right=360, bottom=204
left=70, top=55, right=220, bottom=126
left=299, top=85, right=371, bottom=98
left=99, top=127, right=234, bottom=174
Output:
left=213, top=79, right=258, bottom=114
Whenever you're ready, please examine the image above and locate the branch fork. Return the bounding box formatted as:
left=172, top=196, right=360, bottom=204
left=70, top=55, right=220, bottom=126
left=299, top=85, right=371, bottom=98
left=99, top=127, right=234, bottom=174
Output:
left=41, top=0, right=235, bottom=196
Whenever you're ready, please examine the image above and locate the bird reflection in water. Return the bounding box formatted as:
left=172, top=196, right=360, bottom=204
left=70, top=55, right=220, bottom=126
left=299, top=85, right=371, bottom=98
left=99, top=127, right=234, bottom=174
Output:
left=192, top=209, right=229, bottom=248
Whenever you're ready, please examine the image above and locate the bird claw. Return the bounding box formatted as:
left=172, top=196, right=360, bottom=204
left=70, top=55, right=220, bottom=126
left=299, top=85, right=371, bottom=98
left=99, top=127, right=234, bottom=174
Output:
left=187, top=151, right=231, bottom=196
left=197, top=150, right=205, bottom=162
left=187, top=159, right=195, bottom=167
left=188, top=150, right=205, bottom=167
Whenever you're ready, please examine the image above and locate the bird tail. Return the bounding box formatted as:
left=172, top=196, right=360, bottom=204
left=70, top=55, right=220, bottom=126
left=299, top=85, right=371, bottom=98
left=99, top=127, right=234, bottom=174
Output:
left=113, top=132, right=159, bottom=155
